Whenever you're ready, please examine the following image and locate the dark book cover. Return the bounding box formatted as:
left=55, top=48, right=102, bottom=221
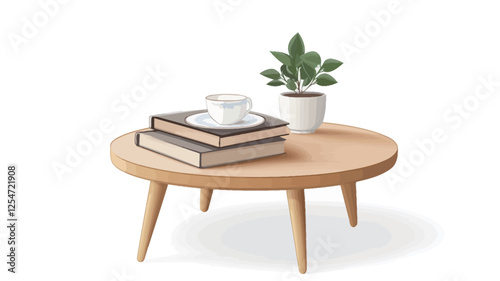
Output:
left=150, top=110, right=289, bottom=137
left=135, top=130, right=285, bottom=153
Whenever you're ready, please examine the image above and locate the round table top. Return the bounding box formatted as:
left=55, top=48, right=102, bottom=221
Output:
left=110, top=123, right=398, bottom=190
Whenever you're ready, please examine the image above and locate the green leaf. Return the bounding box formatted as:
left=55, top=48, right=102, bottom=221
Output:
left=322, top=59, right=343, bottom=72
left=271, top=51, right=292, bottom=66
left=316, top=73, right=337, bottom=86
left=293, top=56, right=302, bottom=67
left=286, top=79, right=297, bottom=91
left=267, top=79, right=285, bottom=86
left=260, top=69, right=281, bottom=79
left=281, top=65, right=297, bottom=80
left=299, top=66, right=306, bottom=78
left=286, top=65, right=297, bottom=75
left=302, top=76, right=311, bottom=87
left=301, top=63, right=316, bottom=79
left=300, top=51, right=321, bottom=67
left=288, top=33, right=305, bottom=58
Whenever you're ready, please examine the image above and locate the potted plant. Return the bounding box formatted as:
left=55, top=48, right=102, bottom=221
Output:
left=260, top=33, right=343, bottom=134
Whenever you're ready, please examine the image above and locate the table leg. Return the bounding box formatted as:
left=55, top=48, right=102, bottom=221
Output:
left=341, top=182, right=357, bottom=227
left=200, top=188, right=213, bottom=212
left=137, top=181, right=167, bottom=262
left=286, top=189, right=307, bottom=274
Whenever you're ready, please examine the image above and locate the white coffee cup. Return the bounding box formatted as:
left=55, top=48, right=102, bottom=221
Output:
left=206, top=94, right=253, bottom=125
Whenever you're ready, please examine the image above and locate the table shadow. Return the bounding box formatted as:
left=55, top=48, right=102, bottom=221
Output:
left=148, top=202, right=442, bottom=273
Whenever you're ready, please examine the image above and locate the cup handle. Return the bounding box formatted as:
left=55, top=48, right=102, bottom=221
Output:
left=245, top=97, right=253, bottom=114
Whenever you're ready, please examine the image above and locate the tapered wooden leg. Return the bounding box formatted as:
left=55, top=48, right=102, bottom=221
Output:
left=286, top=189, right=307, bottom=274
left=137, top=181, right=167, bottom=262
left=341, top=182, right=357, bottom=227
left=200, top=188, right=213, bottom=212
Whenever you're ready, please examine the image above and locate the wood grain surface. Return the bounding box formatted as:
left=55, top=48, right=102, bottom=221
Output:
left=110, top=123, right=398, bottom=190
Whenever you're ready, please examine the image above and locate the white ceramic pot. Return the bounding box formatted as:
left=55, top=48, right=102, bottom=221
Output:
left=279, top=92, right=326, bottom=134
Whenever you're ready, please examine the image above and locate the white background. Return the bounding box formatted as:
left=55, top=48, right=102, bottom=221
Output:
left=1, top=0, right=500, bottom=280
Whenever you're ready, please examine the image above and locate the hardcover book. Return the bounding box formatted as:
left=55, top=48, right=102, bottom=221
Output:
left=150, top=110, right=288, bottom=147
left=135, top=130, right=285, bottom=168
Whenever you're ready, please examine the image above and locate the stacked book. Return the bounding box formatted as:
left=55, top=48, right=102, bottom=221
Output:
left=134, top=110, right=289, bottom=168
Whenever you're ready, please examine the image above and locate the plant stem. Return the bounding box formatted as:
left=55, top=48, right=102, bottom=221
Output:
left=295, top=66, right=299, bottom=94
left=302, top=82, right=316, bottom=93
left=298, top=66, right=304, bottom=94
left=302, top=67, right=323, bottom=93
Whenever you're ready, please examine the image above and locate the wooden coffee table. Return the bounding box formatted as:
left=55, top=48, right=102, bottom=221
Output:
left=110, top=123, right=398, bottom=273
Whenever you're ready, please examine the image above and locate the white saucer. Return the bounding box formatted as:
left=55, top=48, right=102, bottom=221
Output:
left=185, top=112, right=265, bottom=129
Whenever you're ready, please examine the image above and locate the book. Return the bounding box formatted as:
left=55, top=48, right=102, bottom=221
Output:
left=135, top=130, right=285, bottom=168
left=150, top=110, right=288, bottom=147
